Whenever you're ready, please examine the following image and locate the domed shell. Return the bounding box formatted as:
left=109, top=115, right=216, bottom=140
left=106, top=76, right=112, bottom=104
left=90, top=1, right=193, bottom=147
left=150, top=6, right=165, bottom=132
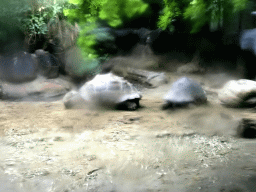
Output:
left=79, top=73, right=141, bottom=105
left=164, top=77, right=207, bottom=104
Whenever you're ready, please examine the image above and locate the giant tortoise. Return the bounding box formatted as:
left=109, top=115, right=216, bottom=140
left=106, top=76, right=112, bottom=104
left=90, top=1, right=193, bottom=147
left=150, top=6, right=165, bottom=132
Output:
left=162, top=77, right=207, bottom=109
left=79, top=73, right=142, bottom=110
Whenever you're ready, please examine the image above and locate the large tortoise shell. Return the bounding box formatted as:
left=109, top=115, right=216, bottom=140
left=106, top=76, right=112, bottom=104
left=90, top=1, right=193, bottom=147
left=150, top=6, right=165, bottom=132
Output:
left=79, top=73, right=141, bottom=105
left=164, top=77, right=207, bottom=104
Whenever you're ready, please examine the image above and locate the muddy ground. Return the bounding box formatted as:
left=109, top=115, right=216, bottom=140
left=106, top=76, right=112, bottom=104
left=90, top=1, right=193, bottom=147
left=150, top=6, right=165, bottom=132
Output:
left=0, top=71, right=256, bottom=192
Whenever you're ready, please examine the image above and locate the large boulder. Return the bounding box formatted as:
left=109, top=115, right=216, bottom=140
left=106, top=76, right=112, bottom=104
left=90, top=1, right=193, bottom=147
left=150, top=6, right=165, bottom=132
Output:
left=0, top=51, right=38, bottom=83
left=219, top=79, right=256, bottom=107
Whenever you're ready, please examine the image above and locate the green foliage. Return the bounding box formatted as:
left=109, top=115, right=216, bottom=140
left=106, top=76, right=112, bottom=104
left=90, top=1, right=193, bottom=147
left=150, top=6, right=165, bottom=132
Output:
left=72, top=21, right=113, bottom=75
left=63, top=1, right=104, bottom=57
left=75, top=30, right=102, bottom=75
left=185, top=0, right=250, bottom=33
left=63, top=0, right=89, bottom=23
left=21, top=0, right=69, bottom=38
left=232, top=0, right=249, bottom=12
left=0, top=0, right=71, bottom=42
left=64, top=0, right=149, bottom=27
left=63, top=0, right=107, bottom=75
left=77, top=22, right=98, bottom=59
left=157, top=0, right=182, bottom=30
left=184, top=0, right=208, bottom=33
left=22, top=12, right=48, bottom=36
left=99, top=0, right=149, bottom=27
left=63, top=0, right=105, bottom=24
left=158, top=0, right=250, bottom=33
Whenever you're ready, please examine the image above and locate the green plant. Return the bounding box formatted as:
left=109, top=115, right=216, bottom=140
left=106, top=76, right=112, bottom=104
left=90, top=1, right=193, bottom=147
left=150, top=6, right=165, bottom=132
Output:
left=183, top=0, right=208, bottom=33
left=157, top=0, right=250, bottom=33
left=22, top=12, right=48, bottom=36
left=99, top=0, right=149, bottom=28
left=157, top=0, right=182, bottom=30
left=20, top=0, right=69, bottom=43
left=184, top=0, right=250, bottom=33
left=63, top=0, right=101, bottom=58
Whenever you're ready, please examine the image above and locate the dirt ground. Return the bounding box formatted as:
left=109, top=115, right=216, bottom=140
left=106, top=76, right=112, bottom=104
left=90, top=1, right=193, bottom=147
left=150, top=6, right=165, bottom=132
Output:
left=0, top=71, right=256, bottom=192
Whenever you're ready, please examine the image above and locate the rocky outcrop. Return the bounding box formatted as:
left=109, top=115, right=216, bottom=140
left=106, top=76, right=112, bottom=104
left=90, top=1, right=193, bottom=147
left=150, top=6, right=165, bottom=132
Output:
left=1, top=76, right=74, bottom=101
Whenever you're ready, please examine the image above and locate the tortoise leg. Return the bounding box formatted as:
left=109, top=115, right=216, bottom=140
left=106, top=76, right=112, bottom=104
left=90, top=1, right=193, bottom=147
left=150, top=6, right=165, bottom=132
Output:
left=162, top=102, right=172, bottom=110
left=116, top=100, right=138, bottom=111
left=135, top=99, right=140, bottom=108
left=125, top=101, right=137, bottom=111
